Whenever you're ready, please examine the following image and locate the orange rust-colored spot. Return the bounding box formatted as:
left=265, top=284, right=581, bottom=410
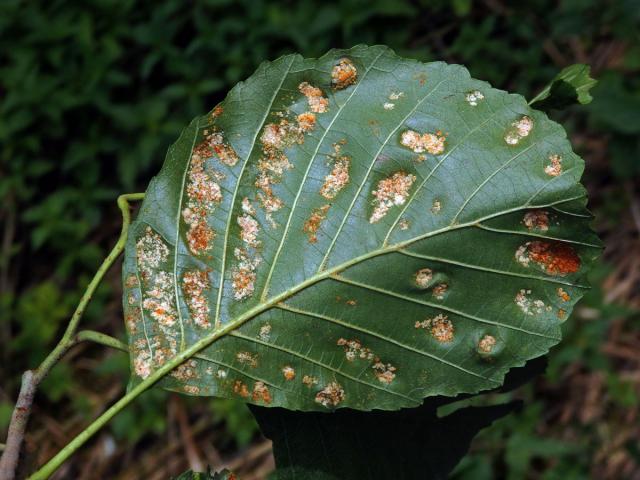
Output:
left=346, top=299, right=357, bottom=306
left=233, top=380, right=249, bottom=398
left=331, top=58, right=358, bottom=90
left=297, top=112, right=316, bottom=132
left=252, top=381, right=272, bottom=404
left=527, top=241, right=581, bottom=275
left=432, top=283, right=448, bottom=300
left=303, top=204, right=331, bottom=243
left=186, top=219, right=215, bottom=256
left=211, top=104, right=224, bottom=118
left=557, top=308, right=566, bottom=319
left=206, top=129, right=239, bottom=166
left=299, top=82, right=329, bottom=113
left=282, top=366, right=296, bottom=381
left=557, top=287, right=571, bottom=302
left=413, top=72, right=427, bottom=86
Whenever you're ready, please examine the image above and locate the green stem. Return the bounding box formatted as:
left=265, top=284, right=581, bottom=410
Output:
left=75, top=330, right=128, bottom=352
left=0, top=194, right=143, bottom=480
left=33, top=193, right=145, bottom=383
left=28, top=320, right=242, bottom=480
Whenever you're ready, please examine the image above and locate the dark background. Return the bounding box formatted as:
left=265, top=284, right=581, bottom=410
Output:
left=1, top=0, right=639, bottom=478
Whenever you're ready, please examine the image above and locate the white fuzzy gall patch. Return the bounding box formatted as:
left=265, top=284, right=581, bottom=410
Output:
left=372, top=361, right=396, bottom=384
left=414, top=268, right=433, bottom=288
left=478, top=334, right=497, bottom=353
left=337, top=338, right=374, bottom=361
left=415, top=314, right=454, bottom=342
left=142, top=271, right=177, bottom=327
left=515, top=243, right=531, bottom=267
left=231, top=247, right=261, bottom=301
left=523, top=210, right=549, bottom=232
left=515, top=289, right=548, bottom=315
left=136, top=227, right=170, bottom=278
left=545, top=154, right=563, bottom=176
left=369, top=171, right=417, bottom=223
left=299, top=82, right=329, bottom=113
left=303, top=375, right=318, bottom=387
left=182, top=270, right=211, bottom=329
left=504, top=115, right=534, bottom=145
left=259, top=323, right=272, bottom=341
left=315, top=382, right=345, bottom=407
left=236, top=351, right=258, bottom=367
left=320, top=141, right=350, bottom=199
left=465, top=90, right=485, bottom=106
left=238, top=214, right=261, bottom=248
left=134, top=349, right=152, bottom=379
left=383, top=102, right=395, bottom=110
left=400, top=130, right=446, bottom=154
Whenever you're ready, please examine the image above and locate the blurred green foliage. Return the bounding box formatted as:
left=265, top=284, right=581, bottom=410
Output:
left=1, top=0, right=639, bottom=477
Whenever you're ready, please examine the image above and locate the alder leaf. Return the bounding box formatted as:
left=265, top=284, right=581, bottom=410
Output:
left=122, top=45, right=601, bottom=411
left=251, top=358, right=546, bottom=479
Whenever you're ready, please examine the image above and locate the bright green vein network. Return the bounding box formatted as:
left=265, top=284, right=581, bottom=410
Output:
left=122, top=45, right=601, bottom=412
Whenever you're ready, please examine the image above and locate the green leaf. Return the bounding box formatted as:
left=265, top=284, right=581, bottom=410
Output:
left=251, top=357, right=544, bottom=479
left=122, top=45, right=601, bottom=412
left=253, top=401, right=520, bottom=480
left=529, top=64, right=597, bottom=111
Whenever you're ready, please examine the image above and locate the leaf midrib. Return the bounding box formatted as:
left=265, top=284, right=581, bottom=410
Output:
left=160, top=194, right=584, bottom=396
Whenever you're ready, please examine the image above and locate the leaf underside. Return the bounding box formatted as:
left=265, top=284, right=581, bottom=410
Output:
left=122, top=45, right=601, bottom=412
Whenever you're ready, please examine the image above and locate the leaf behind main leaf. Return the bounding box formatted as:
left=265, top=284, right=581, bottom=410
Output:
left=122, top=45, right=601, bottom=412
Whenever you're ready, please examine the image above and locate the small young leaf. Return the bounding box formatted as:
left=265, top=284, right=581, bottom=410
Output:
left=122, top=45, right=601, bottom=412
left=529, top=64, right=597, bottom=111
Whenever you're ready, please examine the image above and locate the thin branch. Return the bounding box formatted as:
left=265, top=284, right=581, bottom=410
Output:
left=75, top=330, right=128, bottom=352
left=0, top=193, right=144, bottom=480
